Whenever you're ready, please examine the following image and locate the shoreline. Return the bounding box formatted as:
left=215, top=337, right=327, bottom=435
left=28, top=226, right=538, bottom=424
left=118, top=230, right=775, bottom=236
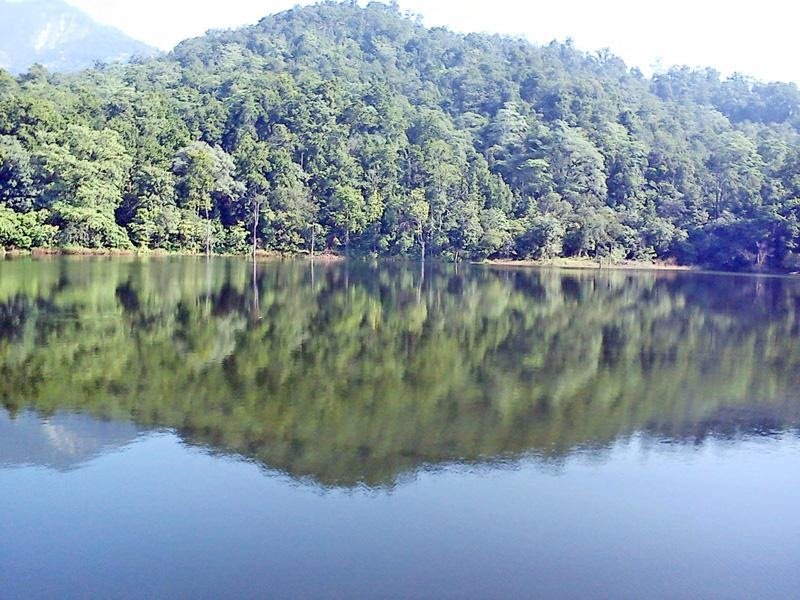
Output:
left=483, top=257, right=694, bottom=272
left=0, top=247, right=345, bottom=261
left=1, top=247, right=796, bottom=275
left=483, top=258, right=800, bottom=277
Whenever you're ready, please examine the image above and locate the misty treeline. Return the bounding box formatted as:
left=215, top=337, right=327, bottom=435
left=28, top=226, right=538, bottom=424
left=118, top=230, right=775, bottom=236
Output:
left=1, top=1, right=800, bottom=270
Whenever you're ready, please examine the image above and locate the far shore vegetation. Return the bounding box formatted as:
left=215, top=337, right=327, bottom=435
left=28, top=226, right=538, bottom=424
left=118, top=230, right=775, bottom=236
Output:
left=2, top=2, right=800, bottom=273
left=6, top=246, right=798, bottom=276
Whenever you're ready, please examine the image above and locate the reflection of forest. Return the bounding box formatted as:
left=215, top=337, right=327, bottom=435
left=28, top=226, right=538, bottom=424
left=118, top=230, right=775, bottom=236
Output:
left=1, top=258, right=799, bottom=487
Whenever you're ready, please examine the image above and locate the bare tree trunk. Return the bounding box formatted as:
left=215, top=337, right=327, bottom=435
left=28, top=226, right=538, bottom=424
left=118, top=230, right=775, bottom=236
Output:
left=204, top=205, right=211, bottom=258
left=756, top=241, right=768, bottom=270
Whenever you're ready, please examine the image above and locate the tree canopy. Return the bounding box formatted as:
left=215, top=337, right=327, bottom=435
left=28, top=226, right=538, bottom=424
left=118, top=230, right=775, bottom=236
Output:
left=1, top=1, right=800, bottom=271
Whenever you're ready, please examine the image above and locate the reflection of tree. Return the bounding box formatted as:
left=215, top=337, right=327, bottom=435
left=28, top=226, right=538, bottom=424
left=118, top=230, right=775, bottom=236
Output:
left=0, top=258, right=799, bottom=488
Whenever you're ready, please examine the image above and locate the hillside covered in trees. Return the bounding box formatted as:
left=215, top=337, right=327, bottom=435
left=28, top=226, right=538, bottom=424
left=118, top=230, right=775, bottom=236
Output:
left=1, top=0, right=800, bottom=270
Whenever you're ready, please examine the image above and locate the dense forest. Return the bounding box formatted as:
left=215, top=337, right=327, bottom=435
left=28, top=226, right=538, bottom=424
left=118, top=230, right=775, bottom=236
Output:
left=1, top=259, right=799, bottom=486
left=1, top=1, right=800, bottom=270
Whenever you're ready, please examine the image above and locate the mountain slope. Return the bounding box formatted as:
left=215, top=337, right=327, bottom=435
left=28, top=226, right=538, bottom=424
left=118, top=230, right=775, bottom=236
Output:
left=0, top=0, right=156, bottom=74
left=0, top=1, right=799, bottom=270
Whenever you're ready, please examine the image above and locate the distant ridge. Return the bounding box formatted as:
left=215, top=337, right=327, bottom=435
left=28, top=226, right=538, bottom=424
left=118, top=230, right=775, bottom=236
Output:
left=0, top=0, right=156, bottom=74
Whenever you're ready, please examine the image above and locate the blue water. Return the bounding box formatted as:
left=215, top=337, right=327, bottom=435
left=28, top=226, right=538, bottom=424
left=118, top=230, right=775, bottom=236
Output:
left=2, top=258, right=800, bottom=598
left=2, top=410, right=799, bottom=599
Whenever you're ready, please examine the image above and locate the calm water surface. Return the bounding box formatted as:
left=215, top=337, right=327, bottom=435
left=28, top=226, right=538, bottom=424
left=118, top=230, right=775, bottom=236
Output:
left=1, top=257, right=799, bottom=599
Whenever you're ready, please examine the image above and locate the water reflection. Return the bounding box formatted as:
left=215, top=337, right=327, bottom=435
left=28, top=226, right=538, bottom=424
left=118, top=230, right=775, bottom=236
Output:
left=1, top=257, right=799, bottom=486
left=0, top=410, right=142, bottom=471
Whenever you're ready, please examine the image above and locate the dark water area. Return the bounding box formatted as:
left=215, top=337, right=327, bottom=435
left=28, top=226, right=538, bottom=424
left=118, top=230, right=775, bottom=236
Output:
left=1, top=257, right=799, bottom=598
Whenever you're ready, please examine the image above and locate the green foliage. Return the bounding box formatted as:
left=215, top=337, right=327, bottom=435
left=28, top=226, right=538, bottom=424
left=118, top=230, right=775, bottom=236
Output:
left=1, top=258, right=798, bottom=487
left=517, top=214, right=566, bottom=259
left=0, top=135, right=36, bottom=211
left=0, top=206, right=56, bottom=248
left=52, top=203, right=132, bottom=248
left=0, top=1, right=799, bottom=270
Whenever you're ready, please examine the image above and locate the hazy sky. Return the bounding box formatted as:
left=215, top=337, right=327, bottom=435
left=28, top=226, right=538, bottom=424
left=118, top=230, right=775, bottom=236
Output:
left=64, top=0, right=800, bottom=83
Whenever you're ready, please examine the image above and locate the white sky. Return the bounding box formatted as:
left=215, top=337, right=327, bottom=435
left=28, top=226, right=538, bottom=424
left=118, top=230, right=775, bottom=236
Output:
left=64, top=0, right=800, bottom=83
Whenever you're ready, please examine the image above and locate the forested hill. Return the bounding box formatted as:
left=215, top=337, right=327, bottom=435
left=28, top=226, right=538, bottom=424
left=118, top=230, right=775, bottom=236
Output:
left=1, top=1, right=799, bottom=270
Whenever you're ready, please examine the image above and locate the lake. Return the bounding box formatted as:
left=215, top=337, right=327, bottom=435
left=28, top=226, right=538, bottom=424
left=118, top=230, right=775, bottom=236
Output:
left=1, top=257, right=799, bottom=599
